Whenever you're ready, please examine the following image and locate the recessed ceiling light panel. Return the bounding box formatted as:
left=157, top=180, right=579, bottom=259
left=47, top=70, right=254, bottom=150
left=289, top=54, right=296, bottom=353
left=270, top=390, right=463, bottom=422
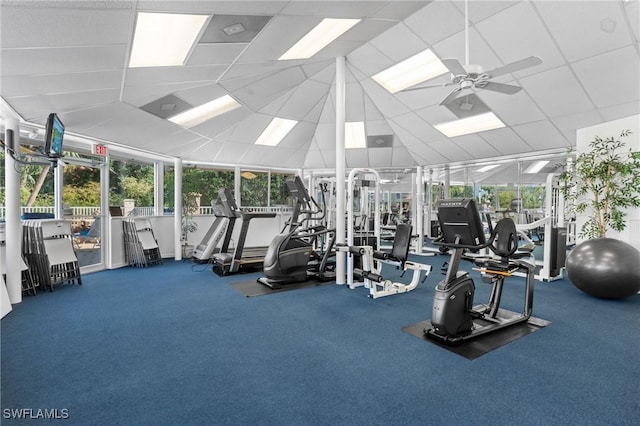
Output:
left=255, top=118, right=298, bottom=146
left=168, top=95, right=241, bottom=127
left=129, top=12, right=209, bottom=68
left=372, top=49, right=449, bottom=93
left=278, top=18, right=360, bottom=60
left=434, top=112, right=505, bottom=138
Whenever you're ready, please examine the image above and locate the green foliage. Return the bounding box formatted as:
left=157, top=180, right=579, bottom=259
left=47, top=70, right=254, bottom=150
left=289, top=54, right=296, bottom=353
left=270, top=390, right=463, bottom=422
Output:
left=241, top=171, right=269, bottom=206
left=559, top=130, right=640, bottom=239
left=63, top=181, right=101, bottom=206
left=165, top=167, right=234, bottom=209
left=109, top=160, right=154, bottom=207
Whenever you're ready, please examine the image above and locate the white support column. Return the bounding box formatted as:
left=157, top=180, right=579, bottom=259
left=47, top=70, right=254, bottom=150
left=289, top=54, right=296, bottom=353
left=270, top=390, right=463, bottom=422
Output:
left=54, top=160, right=63, bottom=219
left=3, top=117, right=22, bottom=303
left=444, top=164, right=451, bottom=199
left=335, top=57, right=346, bottom=285
left=154, top=161, right=164, bottom=217
left=415, top=165, right=424, bottom=252
left=174, top=158, right=183, bottom=261
left=234, top=166, right=241, bottom=207
left=100, top=157, right=109, bottom=268
left=427, top=169, right=433, bottom=238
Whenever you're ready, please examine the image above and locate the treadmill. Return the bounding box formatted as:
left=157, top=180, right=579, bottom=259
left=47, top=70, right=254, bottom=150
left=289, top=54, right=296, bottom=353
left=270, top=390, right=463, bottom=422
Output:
left=211, top=187, right=276, bottom=276
left=191, top=198, right=233, bottom=263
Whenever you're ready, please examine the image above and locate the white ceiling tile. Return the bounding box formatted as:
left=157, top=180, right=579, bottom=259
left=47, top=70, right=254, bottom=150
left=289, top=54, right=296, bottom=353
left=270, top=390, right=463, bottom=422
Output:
left=229, top=113, right=271, bottom=143
left=390, top=113, right=443, bottom=142
left=348, top=43, right=395, bottom=77
left=368, top=147, right=392, bottom=168
left=572, top=46, right=640, bottom=108
left=476, top=1, right=564, bottom=77
left=406, top=143, right=448, bottom=165
left=598, top=101, right=640, bottom=123
left=480, top=90, right=546, bottom=126
left=369, top=23, right=431, bottom=63
left=280, top=1, right=384, bottom=18
left=214, top=141, right=251, bottom=164
left=551, top=110, right=604, bottom=144
left=1, top=71, right=122, bottom=97
left=535, top=0, right=634, bottom=63
left=432, top=27, right=502, bottom=73
left=0, top=5, right=131, bottom=48
left=363, top=96, right=385, bottom=121
left=478, top=127, right=531, bottom=155
left=450, top=134, right=501, bottom=159
left=391, top=147, right=417, bottom=167
left=345, top=83, right=365, bottom=122
left=511, top=120, right=570, bottom=151
left=365, top=120, right=393, bottom=136
left=427, top=139, right=473, bottom=162
left=314, top=123, right=336, bottom=151
left=346, top=149, right=369, bottom=168
left=0, top=46, right=126, bottom=76
left=404, top=1, right=464, bottom=45
left=187, top=44, right=248, bottom=66
left=125, top=65, right=228, bottom=87
left=360, top=78, right=411, bottom=118
left=519, top=66, right=594, bottom=118
left=278, top=80, right=330, bottom=119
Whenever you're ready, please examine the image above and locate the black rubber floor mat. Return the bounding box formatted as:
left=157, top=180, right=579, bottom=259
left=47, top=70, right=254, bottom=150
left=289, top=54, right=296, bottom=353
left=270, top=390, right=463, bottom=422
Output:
left=402, top=316, right=551, bottom=360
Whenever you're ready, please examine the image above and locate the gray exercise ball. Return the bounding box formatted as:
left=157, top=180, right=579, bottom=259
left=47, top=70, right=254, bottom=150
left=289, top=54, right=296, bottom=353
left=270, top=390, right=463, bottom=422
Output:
left=566, top=238, right=640, bottom=299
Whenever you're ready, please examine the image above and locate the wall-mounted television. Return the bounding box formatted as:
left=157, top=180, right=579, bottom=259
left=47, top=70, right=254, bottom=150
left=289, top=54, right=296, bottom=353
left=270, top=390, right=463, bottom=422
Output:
left=44, top=113, right=64, bottom=158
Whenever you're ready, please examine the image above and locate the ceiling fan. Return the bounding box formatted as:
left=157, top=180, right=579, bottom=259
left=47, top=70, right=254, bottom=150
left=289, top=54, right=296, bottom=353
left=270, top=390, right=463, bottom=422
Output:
left=402, top=0, right=542, bottom=106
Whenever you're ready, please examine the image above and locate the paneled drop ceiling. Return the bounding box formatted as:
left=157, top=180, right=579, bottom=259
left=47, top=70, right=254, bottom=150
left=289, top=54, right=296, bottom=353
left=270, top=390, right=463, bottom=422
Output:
left=1, top=0, right=638, bottom=174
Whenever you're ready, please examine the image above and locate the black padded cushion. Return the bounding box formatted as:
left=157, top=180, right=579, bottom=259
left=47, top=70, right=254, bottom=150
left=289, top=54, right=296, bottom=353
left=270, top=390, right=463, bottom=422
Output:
left=489, top=218, right=518, bottom=263
left=391, top=223, right=412, bottom=263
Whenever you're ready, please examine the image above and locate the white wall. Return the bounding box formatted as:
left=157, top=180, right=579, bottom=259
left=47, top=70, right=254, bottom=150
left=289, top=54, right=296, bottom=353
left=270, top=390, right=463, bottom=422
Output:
left=575, top=114, right=640, bottom=251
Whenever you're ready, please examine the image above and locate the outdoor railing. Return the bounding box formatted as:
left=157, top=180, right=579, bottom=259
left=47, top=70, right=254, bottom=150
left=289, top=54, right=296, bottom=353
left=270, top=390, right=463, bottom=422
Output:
left=1, top=205, right=293, bottom=219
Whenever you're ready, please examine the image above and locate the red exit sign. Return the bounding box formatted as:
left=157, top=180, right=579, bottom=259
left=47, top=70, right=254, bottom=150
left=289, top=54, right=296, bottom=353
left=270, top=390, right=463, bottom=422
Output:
left=94, top=144, right=108, bottom=156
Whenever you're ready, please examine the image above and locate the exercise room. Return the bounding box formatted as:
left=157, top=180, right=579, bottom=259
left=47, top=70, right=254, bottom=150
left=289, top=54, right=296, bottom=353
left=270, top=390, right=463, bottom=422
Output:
left=1, top=1, right=639, bottom=425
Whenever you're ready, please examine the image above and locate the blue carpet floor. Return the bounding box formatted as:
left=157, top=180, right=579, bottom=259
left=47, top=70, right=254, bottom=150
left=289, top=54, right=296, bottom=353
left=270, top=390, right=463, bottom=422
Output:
left=1, top=257, right=639, bottom=425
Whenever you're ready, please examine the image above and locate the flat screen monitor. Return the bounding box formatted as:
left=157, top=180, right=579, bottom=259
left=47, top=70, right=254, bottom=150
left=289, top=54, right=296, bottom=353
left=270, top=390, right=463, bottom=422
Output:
left=44, top=113, right=65, bottom=158
left=436, top=198, right=486, bottom=247
left=285, top=175, right=311, bottom=203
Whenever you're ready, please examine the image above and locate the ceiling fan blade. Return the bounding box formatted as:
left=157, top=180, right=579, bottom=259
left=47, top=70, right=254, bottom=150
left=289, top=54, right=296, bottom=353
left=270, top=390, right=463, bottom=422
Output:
left=400, top=82, right=452, bottom=93
left=480, top=81, right=522, bottom=95
left=439, top=87, right=463, bottom=106
left=486, top=56, right=542, bottom=78
left=441, top=58, right=467, bottom=76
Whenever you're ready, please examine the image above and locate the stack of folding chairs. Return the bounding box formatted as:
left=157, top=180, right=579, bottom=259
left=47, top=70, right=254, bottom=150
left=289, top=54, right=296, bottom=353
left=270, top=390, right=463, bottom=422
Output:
left=122, top=217, right=162, bottom=267
left=22, top=219, right=82, bottom=292
left=1, top=224, right=37, bottom=296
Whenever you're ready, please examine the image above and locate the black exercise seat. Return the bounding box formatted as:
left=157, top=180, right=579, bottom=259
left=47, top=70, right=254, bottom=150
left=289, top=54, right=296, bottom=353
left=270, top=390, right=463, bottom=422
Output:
left=372, top=223, right=412, bottom=267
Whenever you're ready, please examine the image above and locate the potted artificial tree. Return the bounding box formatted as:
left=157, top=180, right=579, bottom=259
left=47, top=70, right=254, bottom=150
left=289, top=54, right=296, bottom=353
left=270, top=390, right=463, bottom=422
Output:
left=560, top=130, right=640, bottom=299
left=181, top=191, right=201, bottom=257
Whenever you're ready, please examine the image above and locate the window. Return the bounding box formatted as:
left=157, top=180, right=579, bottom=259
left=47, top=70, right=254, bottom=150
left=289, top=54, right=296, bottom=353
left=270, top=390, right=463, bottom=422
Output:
left=164, top=166, right=234, bottom=213
left=109, top=159, right=154, bottom=216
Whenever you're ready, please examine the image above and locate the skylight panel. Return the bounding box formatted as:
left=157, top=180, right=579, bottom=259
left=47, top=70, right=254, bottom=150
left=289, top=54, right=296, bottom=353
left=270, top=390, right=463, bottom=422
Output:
left=524, top=160, right=550, bottom=174
left=372, top=49, right=449, bottom=94
left=345, top=122, right=366, bottom=149
left=129, top=12, right=209, bottom=68
left=168, top=95, right=241, bottom=127
left=278, top=18, right=360, bottom=60
left=255, top=118, right=298, bottom=146
left=434, top=112, right=505, bottom=138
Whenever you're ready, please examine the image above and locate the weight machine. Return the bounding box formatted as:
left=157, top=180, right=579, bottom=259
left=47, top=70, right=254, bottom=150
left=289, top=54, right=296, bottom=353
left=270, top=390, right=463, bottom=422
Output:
left=340, top=168, right=431, bottom=298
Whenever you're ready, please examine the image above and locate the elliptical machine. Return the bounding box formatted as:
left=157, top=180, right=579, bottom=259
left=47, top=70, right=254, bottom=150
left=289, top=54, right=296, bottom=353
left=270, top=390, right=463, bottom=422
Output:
left=258, top=175, right=336, bottom=288
left=425, top=198, right=535, bottom=344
